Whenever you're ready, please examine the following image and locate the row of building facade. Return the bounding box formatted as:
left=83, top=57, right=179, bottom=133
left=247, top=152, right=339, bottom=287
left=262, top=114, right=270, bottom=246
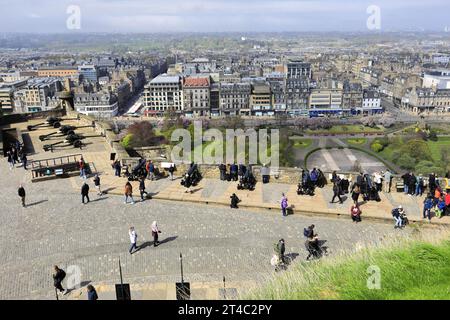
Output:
left=143, top=61, right=382, bottom=118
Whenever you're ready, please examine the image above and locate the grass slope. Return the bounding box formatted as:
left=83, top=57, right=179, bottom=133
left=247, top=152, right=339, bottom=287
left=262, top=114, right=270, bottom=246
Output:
left=248, top=236, right=450, bottom=300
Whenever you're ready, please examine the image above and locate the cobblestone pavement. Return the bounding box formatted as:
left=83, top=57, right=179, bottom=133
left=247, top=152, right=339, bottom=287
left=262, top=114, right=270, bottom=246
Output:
left=0, top=159, right=413, bottom=300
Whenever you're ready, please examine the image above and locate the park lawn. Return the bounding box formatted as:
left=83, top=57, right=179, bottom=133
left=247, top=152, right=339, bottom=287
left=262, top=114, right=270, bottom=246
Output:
left=248, top=238, right=450, bottom=300
left=292, top=138, right=313, bottom=148
left=306, top=125, right=383, bottom=135
left=426, top=137, right=450, bottom=161
left=378, top=145, right=396, bottom=162
left=346, top=138, right=368, bottom=145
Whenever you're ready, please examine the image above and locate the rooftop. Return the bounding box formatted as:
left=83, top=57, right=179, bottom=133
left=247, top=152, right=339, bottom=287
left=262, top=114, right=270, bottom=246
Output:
left=150, top=74, right=181, bottom=84
left=183, top=77, right=210, bottom=87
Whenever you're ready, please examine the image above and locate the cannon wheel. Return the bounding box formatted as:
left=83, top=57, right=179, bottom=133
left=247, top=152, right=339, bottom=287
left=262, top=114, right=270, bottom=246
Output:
left=73, top=140, right=82, bottom=148
left=53, top=122, right=61, bottom=129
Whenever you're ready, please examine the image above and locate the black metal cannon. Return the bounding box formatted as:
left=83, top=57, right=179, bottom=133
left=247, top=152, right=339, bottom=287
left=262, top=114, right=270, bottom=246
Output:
left=43, top=133, right=83, bottom=152
left=181, top=163, right=202, bottom=187
left=39, top=131, right=59, bottom=141
left=27, top=117, right=61, bottom=131
left=127, top=158, right=148, bottom=181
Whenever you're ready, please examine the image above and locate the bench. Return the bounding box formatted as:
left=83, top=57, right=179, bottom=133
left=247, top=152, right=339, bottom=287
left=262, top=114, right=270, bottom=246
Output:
left=396, top=182, right=404, bottom=192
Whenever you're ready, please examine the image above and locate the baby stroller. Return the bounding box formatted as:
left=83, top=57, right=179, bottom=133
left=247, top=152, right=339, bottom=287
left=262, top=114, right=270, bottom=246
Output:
left=237, top=169, right=256, bottom=191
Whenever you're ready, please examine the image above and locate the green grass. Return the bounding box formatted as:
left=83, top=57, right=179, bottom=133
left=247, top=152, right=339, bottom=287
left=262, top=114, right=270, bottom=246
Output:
left=379, top=137, right=450, bottom=163
left=248, top=236, right=450, bottom=300
left=346, top=138, right=368, bottom=145
left=306, top=125, right=383, bottom=135
left=292, top=139, right=313, bottom=149
left=426, top=137, right=450, bottom=162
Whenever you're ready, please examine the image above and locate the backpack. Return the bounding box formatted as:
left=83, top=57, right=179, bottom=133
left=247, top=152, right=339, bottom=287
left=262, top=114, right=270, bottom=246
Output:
left=303, top=228, right=309, bottom=237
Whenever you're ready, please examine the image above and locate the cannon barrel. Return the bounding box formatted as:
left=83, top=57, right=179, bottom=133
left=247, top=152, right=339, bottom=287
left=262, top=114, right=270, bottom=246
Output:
left=39, top=132, right=58, bottom=141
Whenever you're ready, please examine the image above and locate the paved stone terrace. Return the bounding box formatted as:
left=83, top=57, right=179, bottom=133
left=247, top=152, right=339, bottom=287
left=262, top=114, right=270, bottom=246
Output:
left=1, top=117, right=448, bottom=300
left=0, top=159, right=414, bottom=300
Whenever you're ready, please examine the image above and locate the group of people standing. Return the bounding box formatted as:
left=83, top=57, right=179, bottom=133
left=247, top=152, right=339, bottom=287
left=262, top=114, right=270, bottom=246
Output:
left=219, top=163, right=247, bottom=182
left=6, top=141, right=27, bottom=171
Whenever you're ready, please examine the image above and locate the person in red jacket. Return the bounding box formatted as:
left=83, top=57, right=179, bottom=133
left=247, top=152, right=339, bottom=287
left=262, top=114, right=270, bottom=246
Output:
left=350, top=204, right=361, bottom=222
left=445, top=192, right=450, bottom=216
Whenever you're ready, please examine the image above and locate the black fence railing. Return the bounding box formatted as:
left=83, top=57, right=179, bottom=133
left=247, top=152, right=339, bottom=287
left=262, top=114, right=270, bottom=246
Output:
left=31, top=154, right=83, bottom=179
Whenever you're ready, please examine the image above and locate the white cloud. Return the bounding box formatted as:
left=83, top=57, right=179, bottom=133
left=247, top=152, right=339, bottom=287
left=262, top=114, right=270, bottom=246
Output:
left=0, top=0, right=448, bottom=32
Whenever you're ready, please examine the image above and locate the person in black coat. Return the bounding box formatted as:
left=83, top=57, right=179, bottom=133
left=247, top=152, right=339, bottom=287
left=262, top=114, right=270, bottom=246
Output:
left=429, top=173, right=436, bottom=195
left=238, top=164, right=246, bottom=180
left=402, top=172, right=411, bottom=195
left=219, top=163, right=226, bottom=181
left=230, top=193, right=240, bottom=209
left=53, top=265, right=67, bottom=295
left=18, top=185, right=26, bottom=207
left=81, top=183, right=90, bottom=204
left=230, top=163, right=238, bottom=181
left=168, top=164, right=175, bottom=181
left=139, top=176, right=148, bottom=201
left=21, top=153, right=28, bottom=170
left=330, top=181, right=343, bottom=204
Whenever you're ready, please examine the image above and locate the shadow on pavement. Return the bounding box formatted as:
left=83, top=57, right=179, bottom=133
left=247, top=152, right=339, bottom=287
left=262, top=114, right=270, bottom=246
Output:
left=26, top=199, right=49, bottom=207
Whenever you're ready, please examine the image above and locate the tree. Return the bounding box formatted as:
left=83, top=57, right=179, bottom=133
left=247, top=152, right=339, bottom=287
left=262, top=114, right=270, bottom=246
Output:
left=125, top=121, right=156, bottom=147
left=397, top=154, right=416, bottom=170
left=121, top=134, right=134, bottom=149
left=400, top=139, right=433, bottom=162
left=414, top=160, right=444, bottom=176
left=371, top=142, right=384, bottom=152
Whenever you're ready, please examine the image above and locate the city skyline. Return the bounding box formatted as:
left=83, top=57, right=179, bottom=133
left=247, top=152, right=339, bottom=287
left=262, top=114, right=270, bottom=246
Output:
left=0, top=0, right=450, bottom=33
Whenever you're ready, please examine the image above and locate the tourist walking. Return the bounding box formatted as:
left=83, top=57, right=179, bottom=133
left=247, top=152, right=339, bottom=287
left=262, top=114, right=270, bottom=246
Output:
left=21, top=153, right=28, bottom=170
left=79, top=157, right=87, bottom=179
left=151, top=221, right=161, bottom=247
left=280, top=193, right=288, bottom=217
left=18, top=184, right=26, bottom=207
left=113, top=160, right=121, bottom=177
left=81, top=182, right=90, bottom=204
left=147, top=160, right=155, bottom=181
left=168, top=164, right=175, bottom=181
left=7, top=151, right=14, bottom=170
left=124, top=182, right=135, bottom=204
left=351, top=183, right=361, bottom=205
left=330, top=181, right=343, bottom=204
left=53, top=266, right=68, bottom=295
left=93, top=174, right=102, bottom=196
left=87, top=285, right=98, bottom=301
left=129, top=227, right=138, bottom=254
left=383, top=170, right=392, bottom=193
left=139, top=176, right=148, bottom=201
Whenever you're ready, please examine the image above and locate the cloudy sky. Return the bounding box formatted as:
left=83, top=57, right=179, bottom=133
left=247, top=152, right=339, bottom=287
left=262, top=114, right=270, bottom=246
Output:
left=1, top=0, right=449, bottom=33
